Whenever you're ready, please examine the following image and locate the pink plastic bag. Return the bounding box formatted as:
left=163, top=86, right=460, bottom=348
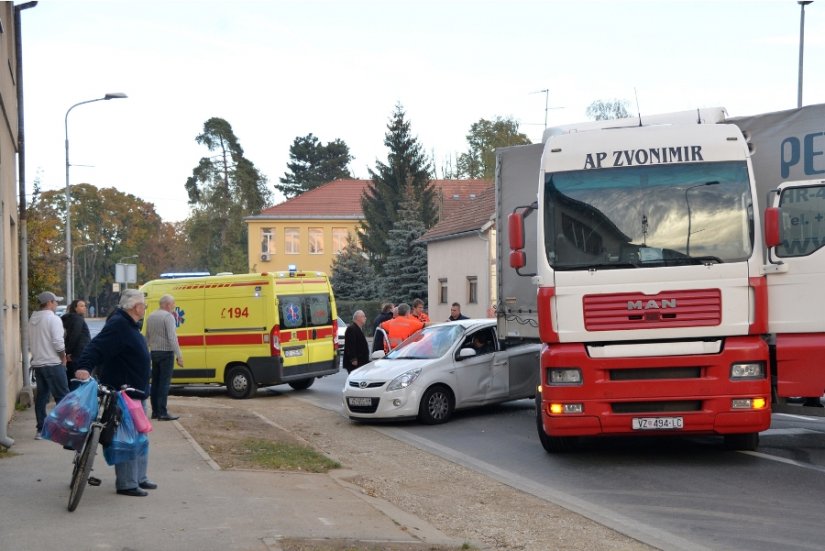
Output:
left=121, top=392, right=152, bottom=434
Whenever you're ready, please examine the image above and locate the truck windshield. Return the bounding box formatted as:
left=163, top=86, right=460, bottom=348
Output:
left=543, top=161, right=753, bottom=269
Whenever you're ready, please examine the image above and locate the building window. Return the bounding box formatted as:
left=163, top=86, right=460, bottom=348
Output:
left=467, top=276, right=478, bottom=304
left=309, top=227, right=324, bottom=254
left=332, top=228, right=349, bottom=254
left=439, top=279, right=448, bottom=304
left=285, top=227, right=300, bottom=254
left=261, top=227, right=274, bottom=259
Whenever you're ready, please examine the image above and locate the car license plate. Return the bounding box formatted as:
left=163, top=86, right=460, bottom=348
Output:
left=348, top=397, right=373, bottom=407
left=632, top=417, right=684, bottom=430
left=284, top=349, right=303, bottom=358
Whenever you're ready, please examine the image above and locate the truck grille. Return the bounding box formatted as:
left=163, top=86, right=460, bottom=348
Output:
left=583, top=289, right=721, bottom=331
left=612, top=401, right=702, bottom=413
left=610, top=367, right=701, bottom=380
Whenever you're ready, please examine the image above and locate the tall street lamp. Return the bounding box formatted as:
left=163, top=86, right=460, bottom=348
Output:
left=798, top=1, right=814, bottom=108
left=65, top=92, right=127, bottom=302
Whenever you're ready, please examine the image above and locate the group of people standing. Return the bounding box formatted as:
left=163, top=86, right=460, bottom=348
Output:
left=28, top=288, right=183, bottom=497
left=341, top=300, right=470, bottom=374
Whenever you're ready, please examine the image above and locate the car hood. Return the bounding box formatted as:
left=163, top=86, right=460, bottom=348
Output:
left=347, top=357, right=439, bottom=382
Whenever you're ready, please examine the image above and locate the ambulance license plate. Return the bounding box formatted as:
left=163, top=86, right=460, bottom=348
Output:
left=284, top=349, right=303, bottom=358
left=632, top=417, right=683, bottom=430
left=348, top=397, right=373, bottom=407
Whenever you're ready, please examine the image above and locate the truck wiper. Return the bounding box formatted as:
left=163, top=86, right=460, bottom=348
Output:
left=555, top=263, right=639, bottom=271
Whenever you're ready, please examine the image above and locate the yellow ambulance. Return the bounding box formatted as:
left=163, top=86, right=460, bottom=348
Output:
left=140, top=269, right=340, bottom=398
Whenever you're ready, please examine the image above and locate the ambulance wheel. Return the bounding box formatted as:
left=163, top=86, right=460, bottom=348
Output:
left=288, top=378, right=315, bottom=391
left=535, top=395, right=576, bottom=453
left=723, top=432, right=759, bottom=451
left=226, top=366, right=255, bottom=399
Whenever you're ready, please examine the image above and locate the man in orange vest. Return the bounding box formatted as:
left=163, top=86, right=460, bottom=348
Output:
left=380, top=303, right=424, bottom=352
left=411, top=298, right=430, bottom=326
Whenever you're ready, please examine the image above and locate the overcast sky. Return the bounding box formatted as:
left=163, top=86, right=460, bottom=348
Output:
left=18, top=0, right=825, bottom=222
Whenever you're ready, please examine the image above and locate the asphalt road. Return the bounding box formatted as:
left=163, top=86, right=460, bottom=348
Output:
left=303, top=369, right=825, bottom=551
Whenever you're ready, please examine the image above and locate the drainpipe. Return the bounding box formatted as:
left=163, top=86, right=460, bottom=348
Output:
left=1, top=1, right=39, bottom=450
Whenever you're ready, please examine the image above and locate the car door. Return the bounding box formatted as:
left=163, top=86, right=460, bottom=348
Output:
left=452, top=327, right=497, bottom=406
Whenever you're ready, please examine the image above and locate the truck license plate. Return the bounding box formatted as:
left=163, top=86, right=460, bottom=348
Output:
left=632, top=417, right=684, bottom=430
left=284, top=349, right=303, bottom=358
left=348, top=397, right=373, bottom=407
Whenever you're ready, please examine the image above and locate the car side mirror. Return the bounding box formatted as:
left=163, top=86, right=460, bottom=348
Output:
left=458, top=348, right=477, bottom=359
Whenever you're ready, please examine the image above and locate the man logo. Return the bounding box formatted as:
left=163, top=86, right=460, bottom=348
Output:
left=627, top=299, right=677, bottom=310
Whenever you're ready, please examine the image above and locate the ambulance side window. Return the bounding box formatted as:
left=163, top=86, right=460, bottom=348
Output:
left=279, top=296, right=305, bottom=329
left=306, top=294, right=332, bottom=327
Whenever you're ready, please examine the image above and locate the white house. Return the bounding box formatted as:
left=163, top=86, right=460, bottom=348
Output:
left=418, top=185, right=495, bottom=322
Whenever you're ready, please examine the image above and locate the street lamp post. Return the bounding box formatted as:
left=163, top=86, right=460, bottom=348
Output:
left=65, top=92, right=127, bottom=302
left=72, top=243, right=95, bottom=302
left=798, top=1, right=814, bottom=108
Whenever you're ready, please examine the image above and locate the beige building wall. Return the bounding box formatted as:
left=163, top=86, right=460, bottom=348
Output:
left=426, top=229, right=495, bottom=322
left=247, top=218, right=362, bottom=275
left=1, top=3, right=22, bottom=431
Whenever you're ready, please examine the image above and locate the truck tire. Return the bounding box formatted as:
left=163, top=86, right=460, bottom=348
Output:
left=723, top=432, right=759, bottom=451
left=535, top=395, right=576, bottom=453
left=288, top=378, right=315, bottom=391
left=226, top=365, right=255, bottom=399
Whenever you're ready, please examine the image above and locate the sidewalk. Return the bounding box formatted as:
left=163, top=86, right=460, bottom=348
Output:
left=1, top=405, right=463, bottom=551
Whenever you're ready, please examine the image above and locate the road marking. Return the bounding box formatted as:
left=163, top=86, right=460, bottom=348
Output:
left=739, top=450, right=825, bottom=474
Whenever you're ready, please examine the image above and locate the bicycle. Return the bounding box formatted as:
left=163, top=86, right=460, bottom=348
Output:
left=67, top=382, right=139, bottom=512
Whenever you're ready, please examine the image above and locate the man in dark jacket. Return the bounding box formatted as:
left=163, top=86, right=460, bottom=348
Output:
left=371, top=303, right=394, bottom=355
left=447, top=302, right=469, bottom=321
left=62, top=299, right=91, bottom=388
left=343, top=310, right=370, bottom=373
left=75, top=289, right=155, bottom=497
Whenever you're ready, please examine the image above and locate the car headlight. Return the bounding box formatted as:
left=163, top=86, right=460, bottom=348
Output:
left=387, top=368, right=422, bottom=391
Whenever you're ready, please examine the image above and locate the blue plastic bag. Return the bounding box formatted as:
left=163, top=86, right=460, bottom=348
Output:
left=102, top=393, right=149, bottom=466
left=42, top=378, right=98, bottom=450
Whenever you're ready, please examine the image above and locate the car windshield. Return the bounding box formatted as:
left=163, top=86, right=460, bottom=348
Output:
left=387, top=324, right=464, bottom=360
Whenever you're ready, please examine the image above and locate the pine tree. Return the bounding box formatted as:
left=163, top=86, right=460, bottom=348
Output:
left=361, top=104, right=436, bottom=265
left=379, top=188, right=428, bottom=304
left=277, top=134, right=353, bottom=198
left=331, top=235, right=376, bottom=300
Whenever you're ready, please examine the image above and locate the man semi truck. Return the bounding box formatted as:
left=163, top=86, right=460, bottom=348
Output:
left=498, top=104, right=825, bottom=452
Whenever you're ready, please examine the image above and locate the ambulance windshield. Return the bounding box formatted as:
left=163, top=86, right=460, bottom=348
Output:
left=543, top=161, right=753, bottom=269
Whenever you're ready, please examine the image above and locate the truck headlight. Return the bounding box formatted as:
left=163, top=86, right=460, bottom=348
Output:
left=387, top=368, right=422, bottom=391
left=548, top=368, right=582, bottom=385
left=730, top=362, right=765, bottom=379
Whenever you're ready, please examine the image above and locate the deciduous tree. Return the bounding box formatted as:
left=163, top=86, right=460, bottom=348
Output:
left=457, top=117, right=531, bottom=179
left=277, top=134, right=353, bottom=198
left=586, top=99, right=632, bottom=121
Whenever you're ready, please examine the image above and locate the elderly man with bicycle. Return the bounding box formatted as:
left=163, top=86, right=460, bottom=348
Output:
left=74, top=289, right=156, bottom=497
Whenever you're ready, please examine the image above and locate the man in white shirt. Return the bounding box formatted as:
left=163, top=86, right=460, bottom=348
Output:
left=144, top=294, right=184, bottom=420
left=29, top=291, right=69, bottom=439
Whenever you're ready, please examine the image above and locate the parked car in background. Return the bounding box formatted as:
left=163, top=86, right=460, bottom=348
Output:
left=336, top=317, right=346, bottom=355
left=343, top=319, right=540, bottom=424
left=55, top=305, right=67, bottom=317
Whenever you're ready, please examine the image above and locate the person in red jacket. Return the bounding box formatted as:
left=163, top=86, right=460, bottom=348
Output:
left=380, top=303, right=424, bottom=352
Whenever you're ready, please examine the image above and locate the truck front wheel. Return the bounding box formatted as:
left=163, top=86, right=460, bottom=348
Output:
left=535, top=395, right=576, bottom=453
left=723, top=432, right=759, bottom=451
left=226, top=365, right=255, bottom=399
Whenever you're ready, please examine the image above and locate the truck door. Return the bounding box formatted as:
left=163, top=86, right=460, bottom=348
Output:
left=767, top=181, right=825, bottom=398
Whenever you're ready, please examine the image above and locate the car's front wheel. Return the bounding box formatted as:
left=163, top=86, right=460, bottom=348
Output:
left=418, top=385, right=454, bottom=424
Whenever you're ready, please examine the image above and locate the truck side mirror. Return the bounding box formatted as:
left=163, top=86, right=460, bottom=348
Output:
left=508, top=211, right=525, bottom=250
left=510, top=250, right=526, bottom=269
left=764, top=207, right=781, bottom=248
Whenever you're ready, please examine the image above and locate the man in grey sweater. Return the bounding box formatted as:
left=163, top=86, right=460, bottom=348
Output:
left=29, top=291, right=69, bottom=439
left=144, top=294, right=183, bottom=421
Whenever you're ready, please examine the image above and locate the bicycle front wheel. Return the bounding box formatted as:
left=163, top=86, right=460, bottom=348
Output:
left=68, top=425, right=101, bottom=512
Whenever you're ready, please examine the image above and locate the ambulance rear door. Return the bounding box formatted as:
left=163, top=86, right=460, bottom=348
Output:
left=275, top=276, right=336, bottom=378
